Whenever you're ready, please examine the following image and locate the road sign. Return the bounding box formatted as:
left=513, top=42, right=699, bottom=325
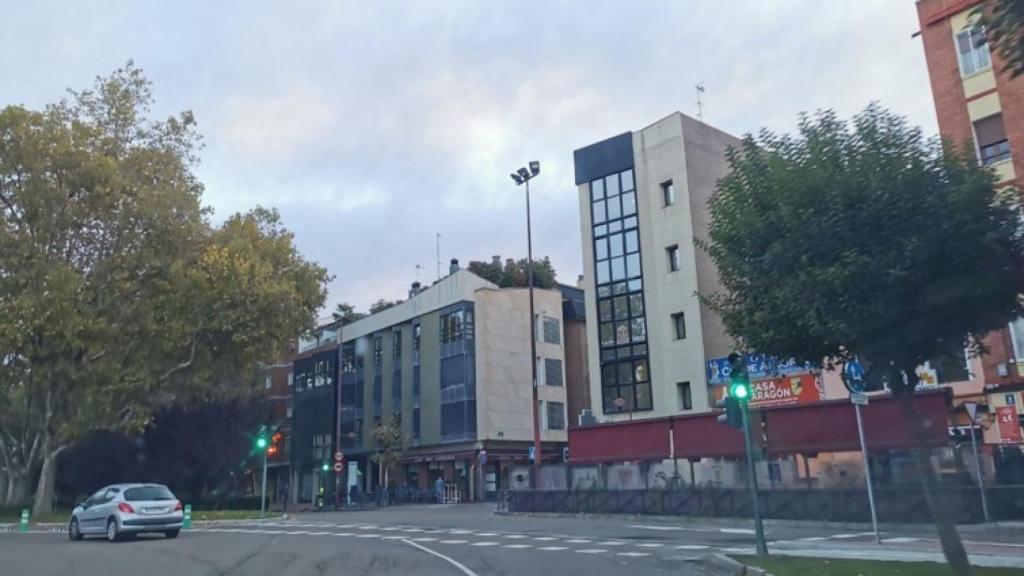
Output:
left=844, top=360, right=866, bottom=394
left=19, top=509, right=28, bottom=532
left=850, top=393, right=869, bottom=406
left=528, top=445, right=536, bottom=463
left=333, top=462, right=343, bottom=472
left=964, top=401, right=979, bottom=423
left=334, top=451, right=344, bottom=462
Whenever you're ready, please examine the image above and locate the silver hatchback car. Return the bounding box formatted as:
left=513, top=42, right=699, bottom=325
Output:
left=68, top=483, right=184, bottom=542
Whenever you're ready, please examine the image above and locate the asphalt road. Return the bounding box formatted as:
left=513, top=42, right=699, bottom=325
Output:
left=2, top=503, right=1022, bottom=575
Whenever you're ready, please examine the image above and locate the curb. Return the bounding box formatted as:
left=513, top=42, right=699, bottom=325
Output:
left=702, top=553, right=768, bottom=576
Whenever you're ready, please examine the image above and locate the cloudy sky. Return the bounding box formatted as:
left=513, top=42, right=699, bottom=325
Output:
left=1, top=0, right=937, bottom=314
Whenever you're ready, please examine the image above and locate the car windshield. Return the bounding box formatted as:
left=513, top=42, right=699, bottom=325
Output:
left=123, top=486, right=175, bottom=501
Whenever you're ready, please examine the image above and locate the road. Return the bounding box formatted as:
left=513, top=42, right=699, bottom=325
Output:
left=3, top=503, right=1023, bottom=575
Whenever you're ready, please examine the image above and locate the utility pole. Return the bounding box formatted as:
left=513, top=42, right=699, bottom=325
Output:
left=741, top=403, right=768, bottom=556
left=964, top=402, right=991, bottom=523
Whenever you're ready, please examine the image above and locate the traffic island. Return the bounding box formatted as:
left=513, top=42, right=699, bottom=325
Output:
left=731, top=555, right=1023, bottom=576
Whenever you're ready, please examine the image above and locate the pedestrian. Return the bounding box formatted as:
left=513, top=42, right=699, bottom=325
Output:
left=434, top=476, right=445, bottom=504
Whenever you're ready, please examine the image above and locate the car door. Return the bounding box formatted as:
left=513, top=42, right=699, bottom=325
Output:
left=79, top=488, right=108, bottom=533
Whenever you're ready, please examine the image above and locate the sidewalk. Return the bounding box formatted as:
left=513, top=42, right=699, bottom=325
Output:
left=768, top=541, right=1024, bottom=569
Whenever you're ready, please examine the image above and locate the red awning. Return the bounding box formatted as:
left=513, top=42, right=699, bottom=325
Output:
left=764, top=389, right=951, bottom=454
left=568, top=389, right=951, bottom=463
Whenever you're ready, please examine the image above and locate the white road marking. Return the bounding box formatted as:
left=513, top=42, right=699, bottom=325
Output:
left=412, top=537, right=438, bottom=542
left=576, top=549, right=607, bottom=554
left=961, top=540, right=1024, bottom=548
left=538, top=546, right=569, bottom=551
left=617, top=552, right=651, bottom=557
left=357, top=534, right=382, bottom=538
left=383, top=535, right=407, bottom=540
left=402, top=539, right=479, bottom=576
left=599, top=541, right=628, bottom=546
left=719, top=528, right=755, bottom=535
left=449, top=529, right=473, bottom=535
left=504, top=534, right=529, bottom=539
left=635, top=543, right=664, bottom=548
left=534, top=537, right=559, bottom=541
left=831, top=533, right=873, bottom=539
left=566, top=539, right=591, bottom=544
left=882, top=537, right=921, bottom=543
left=504, top=544, right=533, bottom=549
left=798, top=537, right=828, bottom=542
left=439, top=539, right=468, bottom=544
left=402, top=528, right=424, bottom=533
left=476, top=533, right=498, bottom=537
left=331, top=533, right=354, bottom=537
left=471, top=541, right=500, bottom=546
left=674, top=545, right=710, bottom=550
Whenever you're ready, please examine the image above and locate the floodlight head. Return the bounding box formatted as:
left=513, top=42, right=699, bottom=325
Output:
left=517, top=167, right=530, bottom=180
left=529, top=161, right=540, bottom=176
left=510, top=173, right=523, bottom=185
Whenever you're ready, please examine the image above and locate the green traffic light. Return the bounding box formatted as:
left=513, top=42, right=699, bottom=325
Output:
left=321, top=463, right=329, bottom=471
left=730, top=381, right=750, bottom=400
left=256, top=437, right=267, bottom=449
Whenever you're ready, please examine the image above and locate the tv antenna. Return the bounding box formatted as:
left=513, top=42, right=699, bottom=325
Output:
left=696, top=83, right=706, bottom=122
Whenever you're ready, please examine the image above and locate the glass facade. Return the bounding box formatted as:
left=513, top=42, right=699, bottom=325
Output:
left=591, top=168, right=652, bottom=414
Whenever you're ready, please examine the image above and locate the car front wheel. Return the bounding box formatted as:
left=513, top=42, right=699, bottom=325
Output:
left=106, top=518, right=120, bottom=542
left=164, top=529, right=179, bottom=539
left=68, top=518, right=83, bottom=541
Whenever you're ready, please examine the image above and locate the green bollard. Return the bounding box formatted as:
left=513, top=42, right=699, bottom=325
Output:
left=183, top=504, right=192, bottom=529
left=19, top=509, right=29, bottom=532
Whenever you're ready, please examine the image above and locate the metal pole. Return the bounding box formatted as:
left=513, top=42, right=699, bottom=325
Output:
left=854, top=403, right=880, bottom=543
left=741, top=405, right=768, bottom=556
left=526, top=177, right=541, bottom=490
left=335, top=317, right=344, bottom=509
left=260, top=448, right=268, bottom=519
left=968, top=414, right=991, bottom=523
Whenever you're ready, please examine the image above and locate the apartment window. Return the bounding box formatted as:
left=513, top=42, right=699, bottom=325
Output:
left=601, top=359, right=652, bottom=413
left=956, top=25, right=991, bottom=77
left=440, top=310, right=464, bottom=343
left=342, top=349, right=355, bottom=373
left=667, top=245, right=680, bottom=272
left=542, top=316, right=561, bottom=344
left=287, top=372, right=293, bottom=387
left=393, top=331, right=402, bottom=360
left=286, top=401, right=293, bottom=418
left=546, top=401, right=566, bottom=430
left=975, top=114, right=1011, bottom=166
left=264, top=375, right=272, bottom=390
left=373, top=337, right=383, bottom=366
left=662, top=180, right=675, bottom=206
left=672, top=312, right=686, bottom=340
left=1010, top=318, right=1024, bottom=361
left=544, top=358, right=563, bottom=387
left=678, top=382, right=692, bottom=410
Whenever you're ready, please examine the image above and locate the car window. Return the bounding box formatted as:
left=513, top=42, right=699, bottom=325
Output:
left=85, top=489, right=107, bottom=506
left=124, top=486, right=175, bottom=501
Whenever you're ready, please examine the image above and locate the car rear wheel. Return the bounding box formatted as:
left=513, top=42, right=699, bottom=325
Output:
left=68, top=518, right=83, bottom=541
left=164, top=529, right=179, bottom=539
left=106, top=518, right=120, bottom=542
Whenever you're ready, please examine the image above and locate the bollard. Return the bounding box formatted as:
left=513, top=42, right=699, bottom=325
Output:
left=19, top=509, right=29, bottom=532
left=183, top=504, right=192, bottom=529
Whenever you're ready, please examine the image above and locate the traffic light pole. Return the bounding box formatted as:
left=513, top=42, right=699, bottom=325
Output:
left=741, top=404, right=768, bottom=556
left=259, top=447, right=268, bottom=519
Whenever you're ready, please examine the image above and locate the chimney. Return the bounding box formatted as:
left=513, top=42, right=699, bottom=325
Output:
left=577, top=274, right=585, bottom=289
left=409, top=281, right=422, bottom=299
left=449, top=258, right=460, bottom=275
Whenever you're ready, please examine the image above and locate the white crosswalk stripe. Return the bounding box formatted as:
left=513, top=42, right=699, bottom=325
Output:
left=617, top=552, right=651, bottom=557
left=471, top=541, right=500, bottom=546
left=575, top=549, right=607, bottom=554
left=504, top=544, right=532, bottom=549
left=538, top=546, right=568, bottom=551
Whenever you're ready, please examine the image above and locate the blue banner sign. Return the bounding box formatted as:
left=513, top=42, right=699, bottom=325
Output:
left=706, top=354, right=812, bottom=385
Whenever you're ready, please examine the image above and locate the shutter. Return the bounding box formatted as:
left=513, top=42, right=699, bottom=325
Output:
left=974, top=114, right=1006, bottom=148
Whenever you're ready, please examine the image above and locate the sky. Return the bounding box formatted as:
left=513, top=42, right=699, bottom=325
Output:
left=0, top=0, right=939, bottom=314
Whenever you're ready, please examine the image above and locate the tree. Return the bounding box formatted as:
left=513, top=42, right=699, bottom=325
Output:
left=467, top=256, right=557, bottom=288
left=703, top=105, right=1024, bottom=575
left=975, top=0, right=1024, bottom=78
left=332, top=302, right=366, bottom=323
left=0, top=63, right=329, bottom=514
left=369, top=418, right=405, bottom=491
left=368, top=299, right=402, bottom=315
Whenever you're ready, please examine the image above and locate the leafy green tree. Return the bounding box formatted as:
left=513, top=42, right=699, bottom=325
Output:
left=467, top=256, right=557, bottom=288
left=368, top=299, right=403, bottom=315
left=332, top=302, right=366, bottom=323
left=369, top=418, right=405, bottom=490
left=975, top=0, right=1024, bottom=78
left=0, top=63, right=329, bottom=514
left=703, top=105, right=1024, bottom=575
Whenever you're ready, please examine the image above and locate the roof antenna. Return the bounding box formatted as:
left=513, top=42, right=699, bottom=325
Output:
left=696, top=82, right=705, bottom=122
left=435, top=233, right=442, bottom=281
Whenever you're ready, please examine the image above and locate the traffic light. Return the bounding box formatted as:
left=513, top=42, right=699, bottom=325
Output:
left=716, top=395, right=743, bottom=429
left=727, top=352, right=751, bottom=403
left=255, top=424, right=268, bottom=450
left=321, top=462, right=329, bottom=472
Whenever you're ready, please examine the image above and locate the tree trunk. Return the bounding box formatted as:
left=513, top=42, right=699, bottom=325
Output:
left=897, top=372, right=972, bottom=576
left=31, top=447, right=64, bottom=516
left=5, top=469, right=32, bottom=507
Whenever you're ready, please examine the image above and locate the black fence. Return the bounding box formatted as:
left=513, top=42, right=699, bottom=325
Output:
left=507, top=485, right=1024, bottom=524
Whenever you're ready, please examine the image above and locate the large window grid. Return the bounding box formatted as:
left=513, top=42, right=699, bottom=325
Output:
left=956, top=25, right=991, bottom=77
left=591, top=168, right=652, bottom=414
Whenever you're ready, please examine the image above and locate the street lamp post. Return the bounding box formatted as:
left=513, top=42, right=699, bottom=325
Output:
left=964, top=402, right=990, bottom=523
left=511, top=161, right=542, bottom=489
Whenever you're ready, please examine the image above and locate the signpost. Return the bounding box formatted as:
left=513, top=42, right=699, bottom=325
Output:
left=963, top=402, right=991, bottom=523
left=19, top=509, right=29, bottom=532
left=333, top=462, right=344, bottom=472
left=183, top=504, right=192, bottom=529
left=844, top=358, right=879, bottom=544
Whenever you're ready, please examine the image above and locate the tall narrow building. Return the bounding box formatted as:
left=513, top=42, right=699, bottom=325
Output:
left=573, top=113, right=740, bottom=423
